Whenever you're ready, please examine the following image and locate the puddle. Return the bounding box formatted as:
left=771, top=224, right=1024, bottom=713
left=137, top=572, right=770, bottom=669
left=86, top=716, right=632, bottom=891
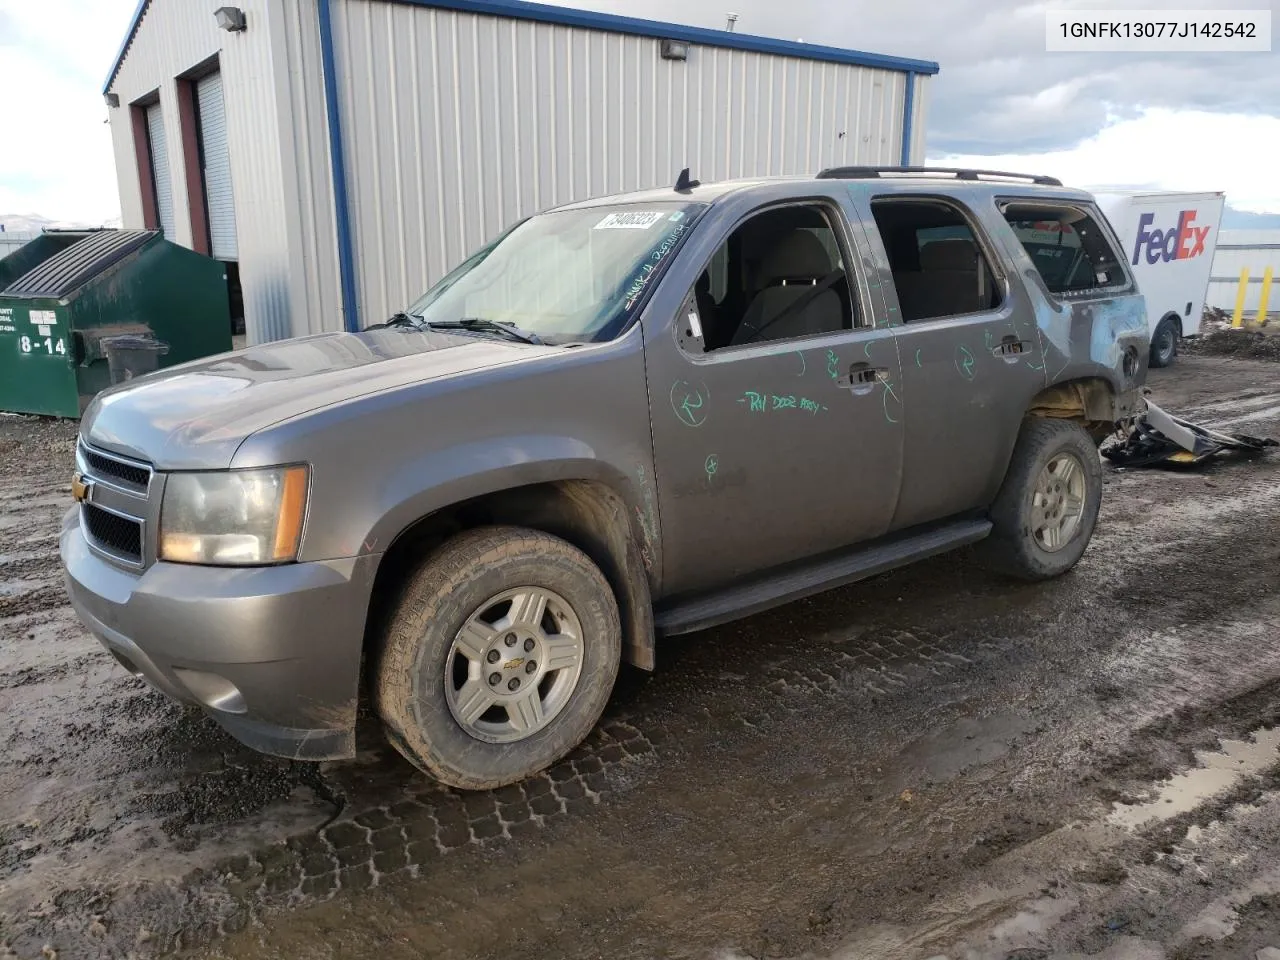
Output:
left=1109, top=726, right=1280, bottom=829
left=1189, top=392, right=1280, bottom=416
left=1206, top=404, right=1280, bottom=429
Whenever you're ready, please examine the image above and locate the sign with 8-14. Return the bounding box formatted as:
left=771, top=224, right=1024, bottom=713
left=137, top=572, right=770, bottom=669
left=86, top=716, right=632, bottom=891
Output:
left=12, top=308, right=68, bottom=358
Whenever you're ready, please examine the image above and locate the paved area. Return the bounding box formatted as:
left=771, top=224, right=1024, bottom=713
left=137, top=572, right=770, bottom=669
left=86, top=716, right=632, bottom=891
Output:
left=3, top=355, right=1280, bottom=960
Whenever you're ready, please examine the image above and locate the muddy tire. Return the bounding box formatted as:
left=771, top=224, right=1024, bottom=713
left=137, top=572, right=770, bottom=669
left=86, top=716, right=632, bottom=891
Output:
left=1149, top=317, right=1178, bottom=368
left=374, top=526, right=621, bottom=790
left=981, top=418, right=1103, bottom=581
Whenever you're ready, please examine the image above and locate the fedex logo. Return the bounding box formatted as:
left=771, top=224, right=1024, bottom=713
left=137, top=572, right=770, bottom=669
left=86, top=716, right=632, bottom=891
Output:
left=1132, top=210, right=1210, bottom=266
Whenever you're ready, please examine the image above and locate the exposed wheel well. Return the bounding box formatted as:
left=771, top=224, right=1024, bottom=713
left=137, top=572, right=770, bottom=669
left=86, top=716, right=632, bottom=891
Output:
left=1160, top=312, right=1184, bottom=337
left=1025, top=377, right=1120, bottom=443
left=362, top=481, right=656, bottom=699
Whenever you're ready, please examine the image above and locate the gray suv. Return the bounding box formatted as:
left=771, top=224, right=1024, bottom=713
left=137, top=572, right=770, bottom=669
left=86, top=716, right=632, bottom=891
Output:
left=61, top=167, right=1148, bottom=790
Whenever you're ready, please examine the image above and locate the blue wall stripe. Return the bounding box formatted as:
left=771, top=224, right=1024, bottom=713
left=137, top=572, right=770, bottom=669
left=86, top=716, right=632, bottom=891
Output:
left=317, top=0, right=362, bottom=333
left=900, top=70, right=917, bottom=166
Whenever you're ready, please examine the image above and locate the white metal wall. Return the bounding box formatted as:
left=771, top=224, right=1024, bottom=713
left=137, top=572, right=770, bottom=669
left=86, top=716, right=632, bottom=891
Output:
left=107, top=0, right=930, bottom=342
left=1207, top=230, right=1280, bottom=314
left=0, top=232, right=39, bottom=259
left=326, top=0, right=931, bottom=331
left=106, top=0, right=302, bottom=343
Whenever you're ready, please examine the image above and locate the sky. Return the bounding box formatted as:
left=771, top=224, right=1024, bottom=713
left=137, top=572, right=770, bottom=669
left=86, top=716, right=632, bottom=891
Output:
left=0, top=0, right=1277, bottom=226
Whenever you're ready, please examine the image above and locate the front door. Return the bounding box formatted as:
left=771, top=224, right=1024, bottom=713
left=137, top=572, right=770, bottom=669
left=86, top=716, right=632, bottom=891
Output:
left=642, top=197, right=905, bottom=598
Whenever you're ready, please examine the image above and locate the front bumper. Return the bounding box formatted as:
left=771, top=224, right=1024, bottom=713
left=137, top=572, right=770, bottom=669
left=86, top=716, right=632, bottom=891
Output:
left=60, top=507, right=379, bottom=761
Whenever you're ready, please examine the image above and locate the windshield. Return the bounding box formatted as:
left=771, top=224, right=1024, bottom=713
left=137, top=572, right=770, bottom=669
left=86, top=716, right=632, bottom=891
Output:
left=406, top=202, right=703, bottom=343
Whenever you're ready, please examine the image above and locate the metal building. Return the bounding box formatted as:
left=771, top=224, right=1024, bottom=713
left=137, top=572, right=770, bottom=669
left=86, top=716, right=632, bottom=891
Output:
left=104, top=0, right=939, bottom=344
left=1207, top=230, right=1280, bottom=319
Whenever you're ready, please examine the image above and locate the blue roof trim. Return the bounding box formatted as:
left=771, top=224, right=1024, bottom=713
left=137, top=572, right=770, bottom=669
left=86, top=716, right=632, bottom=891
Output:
left=104, top=0, right=937, bottom=94
left=103, top=0, right=151, bottom=94
left=385, top=0, right=940, bottom=74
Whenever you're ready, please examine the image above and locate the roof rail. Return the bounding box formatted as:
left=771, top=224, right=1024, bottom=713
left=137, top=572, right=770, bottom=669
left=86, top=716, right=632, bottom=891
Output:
left=816, top=166, right=1063, bottom=187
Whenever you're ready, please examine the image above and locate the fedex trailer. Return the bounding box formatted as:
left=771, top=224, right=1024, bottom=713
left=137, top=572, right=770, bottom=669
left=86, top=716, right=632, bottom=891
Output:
left=1093, top=190, right=1225, bottom=367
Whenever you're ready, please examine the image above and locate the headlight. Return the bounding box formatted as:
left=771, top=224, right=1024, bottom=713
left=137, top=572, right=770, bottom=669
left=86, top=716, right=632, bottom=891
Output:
left=159, top=466, right=309, bottom=565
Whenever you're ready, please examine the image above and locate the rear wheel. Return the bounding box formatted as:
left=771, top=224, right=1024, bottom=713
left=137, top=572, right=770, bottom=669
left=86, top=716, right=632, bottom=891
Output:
left=1149, top=317, right=1178, bottom=368
left=981, top=418, right=1103, bottom=581
left=375, top=526, right=621, bottom=790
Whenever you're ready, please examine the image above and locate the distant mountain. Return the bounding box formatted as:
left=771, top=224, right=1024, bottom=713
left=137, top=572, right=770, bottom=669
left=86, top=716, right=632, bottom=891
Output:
left=1222, top=207, right=1280, bottom=229
left=0, top=213, right=111, bottom=233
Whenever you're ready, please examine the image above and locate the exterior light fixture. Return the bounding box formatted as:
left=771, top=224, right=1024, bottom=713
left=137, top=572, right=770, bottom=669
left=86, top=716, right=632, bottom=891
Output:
left=104, top=93, right=120, bottom=108
left=660, top=38, right=689, bottom=60
left=214, top=6, right=247, bottom=32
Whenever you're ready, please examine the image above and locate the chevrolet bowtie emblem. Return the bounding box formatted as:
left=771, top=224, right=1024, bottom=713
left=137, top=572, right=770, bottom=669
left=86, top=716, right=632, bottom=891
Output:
left=71, top=472, right=92, bottom=503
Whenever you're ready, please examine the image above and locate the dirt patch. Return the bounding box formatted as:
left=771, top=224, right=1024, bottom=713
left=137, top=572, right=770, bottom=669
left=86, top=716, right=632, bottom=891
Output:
left=4, top=359, right=1280, bottom=960
left=1185, top=328, right=1280, bottom=362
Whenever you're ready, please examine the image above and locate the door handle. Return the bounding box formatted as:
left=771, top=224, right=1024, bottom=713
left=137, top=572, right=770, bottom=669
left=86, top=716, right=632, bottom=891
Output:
left=995, top=335, right=1034, bottom=362
left=839, top=362, right=889, bottom=394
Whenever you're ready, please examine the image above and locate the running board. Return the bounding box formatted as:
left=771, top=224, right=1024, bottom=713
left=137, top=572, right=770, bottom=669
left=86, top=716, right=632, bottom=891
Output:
left=653, top=516, right=992, bottom=636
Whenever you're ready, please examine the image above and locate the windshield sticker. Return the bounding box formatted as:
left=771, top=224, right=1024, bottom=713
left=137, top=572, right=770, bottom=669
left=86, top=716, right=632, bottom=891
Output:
left=595, top=211, right=667, bottom=230
left=668, top=211, right=686, bottom=222
left=623, top=222, right=689, bottom=310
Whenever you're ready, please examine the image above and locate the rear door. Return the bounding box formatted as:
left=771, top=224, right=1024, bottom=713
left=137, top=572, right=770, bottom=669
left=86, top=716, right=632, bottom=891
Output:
left=848, top=190, right=1048, bottom=530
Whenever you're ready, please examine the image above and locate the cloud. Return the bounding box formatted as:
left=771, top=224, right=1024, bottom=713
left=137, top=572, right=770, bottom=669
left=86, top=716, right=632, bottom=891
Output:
left=1, top=0, right=1277, bottom=222
left=0, top=0, right=136, bottom=224
left=931, top=108, right=1280, bottom=214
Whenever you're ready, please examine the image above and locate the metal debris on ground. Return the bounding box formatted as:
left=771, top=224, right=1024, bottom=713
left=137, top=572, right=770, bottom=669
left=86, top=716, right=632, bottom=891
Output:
left=1103, top=399, right=1278, bottom=468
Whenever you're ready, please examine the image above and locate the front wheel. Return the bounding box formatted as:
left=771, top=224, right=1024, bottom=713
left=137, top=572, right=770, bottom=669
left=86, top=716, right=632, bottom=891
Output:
left=1149, top=318, right=1178, bottom=368
left=375, top=526, right=622, bottom=790
left=980, top=418, right=1103, bottom=581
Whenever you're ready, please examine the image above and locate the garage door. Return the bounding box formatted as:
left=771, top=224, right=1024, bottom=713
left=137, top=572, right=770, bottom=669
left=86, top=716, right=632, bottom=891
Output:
left=196, top=72, right=238, bottom=261
left=145, top=103, right=176, bottom=240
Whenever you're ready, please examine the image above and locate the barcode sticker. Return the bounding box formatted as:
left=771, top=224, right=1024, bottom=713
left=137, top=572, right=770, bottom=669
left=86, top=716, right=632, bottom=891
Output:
left=594, top=211, right=666, bottom=230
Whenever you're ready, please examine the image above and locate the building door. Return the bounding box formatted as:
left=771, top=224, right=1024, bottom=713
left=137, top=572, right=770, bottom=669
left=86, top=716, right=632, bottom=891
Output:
left=145, top=103, right=176, bottom=240
left=196, top=72, right=238, bottom=261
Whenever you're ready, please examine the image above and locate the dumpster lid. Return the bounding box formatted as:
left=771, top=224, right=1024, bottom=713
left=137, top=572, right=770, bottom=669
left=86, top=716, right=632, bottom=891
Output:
left=3, top=229, right=158, bottom=299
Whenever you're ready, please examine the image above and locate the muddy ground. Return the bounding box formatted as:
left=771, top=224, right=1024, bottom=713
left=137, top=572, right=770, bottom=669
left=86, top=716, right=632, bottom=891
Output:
left=3, top=355, right=1280, bottom=960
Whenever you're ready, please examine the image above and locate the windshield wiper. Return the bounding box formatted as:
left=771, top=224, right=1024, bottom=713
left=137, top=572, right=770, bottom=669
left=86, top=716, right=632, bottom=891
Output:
left=364, top=312, right=426, bottom=331
left=424, top=318, right=543, bottom=345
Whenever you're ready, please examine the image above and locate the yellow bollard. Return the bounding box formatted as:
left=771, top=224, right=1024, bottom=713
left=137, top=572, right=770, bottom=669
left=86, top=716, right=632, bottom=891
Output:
left=1258, top=267, right=1274, bottom=328
left=1231, top=267, right=1250, bottom=328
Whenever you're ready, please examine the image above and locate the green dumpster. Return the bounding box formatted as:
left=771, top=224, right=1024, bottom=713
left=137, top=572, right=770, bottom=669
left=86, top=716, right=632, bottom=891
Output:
left=0, top=229, right=232, bottom=417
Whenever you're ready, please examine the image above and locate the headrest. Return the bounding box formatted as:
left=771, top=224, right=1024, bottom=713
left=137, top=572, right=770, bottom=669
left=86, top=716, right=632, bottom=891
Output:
left=761, top=230, right=832, bottom=283
left=920, top=238, right=978, bottom=272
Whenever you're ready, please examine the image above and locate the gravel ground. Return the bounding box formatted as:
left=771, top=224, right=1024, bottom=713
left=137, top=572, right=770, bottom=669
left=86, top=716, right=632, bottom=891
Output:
left=2, top=355, right=1280, bottom=960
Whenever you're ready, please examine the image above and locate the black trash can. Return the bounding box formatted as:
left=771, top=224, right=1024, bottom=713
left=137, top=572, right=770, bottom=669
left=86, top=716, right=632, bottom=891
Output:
left=101, top=335, right=171, bottom=385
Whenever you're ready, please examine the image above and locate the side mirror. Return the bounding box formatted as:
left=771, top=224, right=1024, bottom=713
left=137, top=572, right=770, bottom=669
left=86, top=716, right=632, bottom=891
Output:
left=674, top=293, right=706, bottom=354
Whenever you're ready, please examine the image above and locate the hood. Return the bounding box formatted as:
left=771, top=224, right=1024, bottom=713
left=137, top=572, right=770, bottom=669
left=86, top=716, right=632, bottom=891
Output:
left=83, top=329, right=549, bottom=468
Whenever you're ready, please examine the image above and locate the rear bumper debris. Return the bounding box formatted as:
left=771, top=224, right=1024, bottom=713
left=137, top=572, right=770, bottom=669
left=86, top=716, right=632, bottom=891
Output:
left=1103, top=399, right=1278, bottom=468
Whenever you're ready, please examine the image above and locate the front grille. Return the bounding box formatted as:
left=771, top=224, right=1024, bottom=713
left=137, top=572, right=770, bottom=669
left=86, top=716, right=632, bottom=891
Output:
left=83, top=504, right=143, bottom=563
left=83, top=447, right=150, bottom=489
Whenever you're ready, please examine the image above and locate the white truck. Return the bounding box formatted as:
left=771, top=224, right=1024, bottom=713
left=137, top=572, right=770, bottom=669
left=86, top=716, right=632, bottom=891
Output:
left=1092, top=190, right=1226, bottom=367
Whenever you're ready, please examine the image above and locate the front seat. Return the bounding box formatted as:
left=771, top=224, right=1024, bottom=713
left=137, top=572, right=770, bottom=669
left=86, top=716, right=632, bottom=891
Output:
left=730, top=231, right=843, bottom=345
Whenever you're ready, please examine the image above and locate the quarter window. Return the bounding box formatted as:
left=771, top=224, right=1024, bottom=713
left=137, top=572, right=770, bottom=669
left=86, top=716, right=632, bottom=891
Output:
left=1001, top=202, right=1127, bottom=296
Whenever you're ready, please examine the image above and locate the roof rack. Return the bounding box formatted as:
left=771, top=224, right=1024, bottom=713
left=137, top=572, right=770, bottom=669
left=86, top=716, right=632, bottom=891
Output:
left=816, top=166, right=1063, bottom=187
